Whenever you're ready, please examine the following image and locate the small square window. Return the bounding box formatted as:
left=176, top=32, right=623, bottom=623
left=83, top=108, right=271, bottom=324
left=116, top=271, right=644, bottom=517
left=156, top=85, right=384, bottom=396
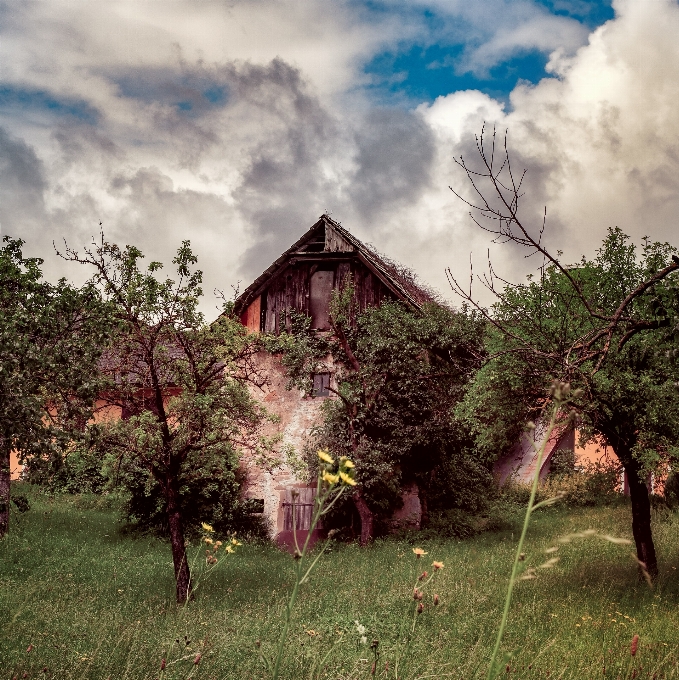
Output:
left=246, top=498, right=264, bottom=514
left=312, top=372, right=331, bottom=397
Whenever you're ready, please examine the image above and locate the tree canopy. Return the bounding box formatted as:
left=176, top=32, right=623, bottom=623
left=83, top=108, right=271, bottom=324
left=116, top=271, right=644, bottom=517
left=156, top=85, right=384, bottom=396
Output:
left=272, top=282, right=488, bottom=544
left=0, top=237, right=112, bottom=537
left=60, top=236, right=270, bottom=602
left=460, top=228, right=679, bottom=576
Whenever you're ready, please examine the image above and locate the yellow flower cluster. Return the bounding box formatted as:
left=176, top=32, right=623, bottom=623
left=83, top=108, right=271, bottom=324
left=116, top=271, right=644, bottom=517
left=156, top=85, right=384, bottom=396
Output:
left=199, top=523, right=242, bottom=562
left=317, top=450, right=358, bottom=487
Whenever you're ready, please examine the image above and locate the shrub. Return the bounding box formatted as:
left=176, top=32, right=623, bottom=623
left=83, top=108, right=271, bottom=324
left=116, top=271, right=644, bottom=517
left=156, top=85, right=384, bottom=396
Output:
left=663, top=470, right=679, bottom=508
left=115, top=446, right=268, bottom=539
left=419, top=507, right=490, bottom=539
left=549, top=446, right=576, bottom=476
left=22, top=444, right=108, bottom=495
left=502, top=458, right=623, bottom=509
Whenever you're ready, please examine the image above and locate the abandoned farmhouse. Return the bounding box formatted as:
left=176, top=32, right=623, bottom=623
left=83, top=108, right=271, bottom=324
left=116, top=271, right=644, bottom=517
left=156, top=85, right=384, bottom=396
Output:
left=7, top=214, right=621, bottom=543
left=232, top=215, right=607, bottom=545
left=233, top=215, right=436, bottom=544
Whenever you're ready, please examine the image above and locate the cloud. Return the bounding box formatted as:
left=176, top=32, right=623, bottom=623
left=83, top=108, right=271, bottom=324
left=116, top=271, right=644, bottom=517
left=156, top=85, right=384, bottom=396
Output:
left=401, top=0, right=590, bottom=76
left=405, top=0, right=679, bottom=304
left=0, top=126, right=47, bottom=242
left=349, top=107, right=436, bottom=219
left=0, top=0, right=678, bottom=318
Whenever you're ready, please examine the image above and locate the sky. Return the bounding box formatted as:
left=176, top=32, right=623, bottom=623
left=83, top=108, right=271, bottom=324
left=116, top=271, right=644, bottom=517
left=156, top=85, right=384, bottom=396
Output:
left=1, top=0, right=678, bottom=318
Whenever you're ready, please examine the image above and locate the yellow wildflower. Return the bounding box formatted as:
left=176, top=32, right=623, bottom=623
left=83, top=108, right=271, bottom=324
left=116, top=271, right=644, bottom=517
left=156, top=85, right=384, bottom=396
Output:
left=215, top=540, right=222, bottom=547
left=342, top=459, right=355, bottom=469
left=339, top=471, right=357, bottom=486
left=413, top=547, right=427, bottom=558
left=231, top=538, right=242, bottom=546
left=203, top=537, right=214, bottom=545
left=201, top=522, right=215, bottom=533
left=225, top=545, right=235, bottom=554
left=432, top=561, right=444, bottom=570
left=318, top=450, right=334, bottom=464
left=323, top=471, right=340, bottom=485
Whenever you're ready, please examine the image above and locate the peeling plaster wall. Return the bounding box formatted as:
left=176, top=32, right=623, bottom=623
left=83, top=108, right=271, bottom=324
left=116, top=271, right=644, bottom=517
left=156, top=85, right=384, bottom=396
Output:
left=240, top=351, right=329, bottom=538
left=240, top=349, right=423, bottom=539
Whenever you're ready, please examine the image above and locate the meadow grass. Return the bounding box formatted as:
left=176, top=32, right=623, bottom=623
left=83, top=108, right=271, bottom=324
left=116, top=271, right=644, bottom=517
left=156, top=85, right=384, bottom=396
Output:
left=2, top=484, right=679, bottom=679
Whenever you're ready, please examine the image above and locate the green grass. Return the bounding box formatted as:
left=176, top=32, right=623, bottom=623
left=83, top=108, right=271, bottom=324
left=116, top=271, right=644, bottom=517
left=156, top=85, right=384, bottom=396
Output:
left=2, top=485, right=679, bottom=679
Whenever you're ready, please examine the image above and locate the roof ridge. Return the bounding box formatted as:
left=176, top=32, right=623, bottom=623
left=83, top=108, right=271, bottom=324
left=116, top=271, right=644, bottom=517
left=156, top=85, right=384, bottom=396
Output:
left=233, top=215, right=440, bottom=315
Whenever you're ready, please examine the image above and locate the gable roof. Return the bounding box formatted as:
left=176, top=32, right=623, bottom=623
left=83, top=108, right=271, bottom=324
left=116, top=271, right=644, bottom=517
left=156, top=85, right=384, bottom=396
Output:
left=234, top=215, right=438, bottom=316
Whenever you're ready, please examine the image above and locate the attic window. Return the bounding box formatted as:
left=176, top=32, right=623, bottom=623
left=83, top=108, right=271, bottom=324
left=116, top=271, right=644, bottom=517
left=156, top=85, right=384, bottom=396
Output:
left=312, top=372, right=331, bottom=397
left=309, top=269, right=334, bottom=329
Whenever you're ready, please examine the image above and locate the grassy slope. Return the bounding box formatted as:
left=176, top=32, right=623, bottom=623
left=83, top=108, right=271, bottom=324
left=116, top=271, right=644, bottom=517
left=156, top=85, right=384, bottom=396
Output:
left=1, top=485, right=679, bottom=679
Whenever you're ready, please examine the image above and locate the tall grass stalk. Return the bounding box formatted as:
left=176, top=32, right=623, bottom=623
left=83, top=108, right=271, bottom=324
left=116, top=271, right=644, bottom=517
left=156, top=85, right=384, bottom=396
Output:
left=487, top=382, right=571, bottom=680
left=265, top=451, right=356, bottom=680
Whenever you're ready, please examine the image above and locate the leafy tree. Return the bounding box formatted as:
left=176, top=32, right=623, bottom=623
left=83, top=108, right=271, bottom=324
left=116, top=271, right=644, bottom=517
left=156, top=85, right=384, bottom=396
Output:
left=460, top=229, right=679, bottom=577
left=449, top=127, right=679, bottom=578
left=60, top=237, right=270, bottom=602
left=272, top=284, right=487, bottom=545
left=0, top=237, right=111, bottom=537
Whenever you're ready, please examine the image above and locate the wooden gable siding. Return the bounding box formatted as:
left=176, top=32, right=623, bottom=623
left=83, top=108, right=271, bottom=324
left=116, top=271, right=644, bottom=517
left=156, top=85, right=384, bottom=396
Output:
left=257, top=258, right=395, bottom=333
left=240, top=295, right=261, bottom=332
left=234, top=216, right=430, bottom=333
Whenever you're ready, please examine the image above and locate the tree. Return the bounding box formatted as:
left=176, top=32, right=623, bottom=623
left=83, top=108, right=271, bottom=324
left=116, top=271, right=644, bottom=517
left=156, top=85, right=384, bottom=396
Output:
left=450, top=128, right=679, bottom=578
left=0, top=237, right=111, bottom=538
left=272, top=283, right=487, bottom=545
left=60, top=237, right=269, bottom=603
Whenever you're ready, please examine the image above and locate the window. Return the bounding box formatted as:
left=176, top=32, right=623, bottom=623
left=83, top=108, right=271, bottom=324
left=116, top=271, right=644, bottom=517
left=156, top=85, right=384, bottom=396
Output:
left=309, top=269, right=334, bottom=329
left=312, top=372, right=331, bottom=397
left=246, top=498, right=264, bottom=514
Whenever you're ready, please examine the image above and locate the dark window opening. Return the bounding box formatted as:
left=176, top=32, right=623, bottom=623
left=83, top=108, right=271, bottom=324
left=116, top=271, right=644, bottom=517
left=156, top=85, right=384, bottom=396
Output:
left=246, top=498, right=265, bottom=514
left=309, top=269, right=334, bottom=329
left=299, top=237, right=326, bottom=252
left=312, top=372, right=331, bottom=397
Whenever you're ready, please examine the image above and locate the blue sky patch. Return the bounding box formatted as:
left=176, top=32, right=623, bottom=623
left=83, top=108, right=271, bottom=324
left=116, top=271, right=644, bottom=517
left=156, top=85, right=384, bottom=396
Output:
left=364, top=44, right=551, bottom=106
left=360, top=0, right=614, bottom=107
left=534, top=0, right=614, bottom=28
left=0, top=86, right=99, bottom=124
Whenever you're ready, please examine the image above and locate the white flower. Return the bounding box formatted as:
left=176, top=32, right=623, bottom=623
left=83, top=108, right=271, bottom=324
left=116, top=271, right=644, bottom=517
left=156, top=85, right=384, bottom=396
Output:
left=360, top=636, right=367, bottom=645
left=354, top=620, right=366, bottom=635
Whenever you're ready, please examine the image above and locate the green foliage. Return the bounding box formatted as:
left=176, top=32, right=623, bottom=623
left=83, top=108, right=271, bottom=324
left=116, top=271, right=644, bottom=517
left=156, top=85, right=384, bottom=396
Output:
left=10, top=493, right=30, bottom=513
left=548, top=447, right=576, bottom=476
left=0, top=236, right=113, bottom=535
left=280, top=284, right=491, bottom=535
left=61, top=237, right=272, bottom=599
left=113, top=428, right=266, bottom=538
left=663, top=470, right=679, bottom=508
left=0, top=237, right=112, bottom=450
left=460, top=228, right=679, bottom=477
left=263, top=309, right=334, bottom=395
left=503, top=459, right=623, bottom=510
left=27, top=443, right=109, bottom=495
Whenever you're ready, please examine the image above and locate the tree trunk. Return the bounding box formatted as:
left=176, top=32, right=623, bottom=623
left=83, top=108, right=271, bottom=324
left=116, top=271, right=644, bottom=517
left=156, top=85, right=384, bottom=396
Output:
left=419, top=484, right=429, bottom=529
left=625, top=460, right=658, bottom=580
left=166, top=478, right=192, bottom=603
left=0, top=439, right=9, bottom=539
left=353, top=491, right=374, bottom=546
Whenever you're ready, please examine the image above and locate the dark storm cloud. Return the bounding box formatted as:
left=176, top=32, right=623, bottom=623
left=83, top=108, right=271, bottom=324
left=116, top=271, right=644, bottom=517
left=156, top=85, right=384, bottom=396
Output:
left=231, top=59, right=342, bottom=280
left=114, top=71, right=229, bottom=116
left=0, top=126, right=47, bottom=240
left=349, top=107, right=435, bottom=220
